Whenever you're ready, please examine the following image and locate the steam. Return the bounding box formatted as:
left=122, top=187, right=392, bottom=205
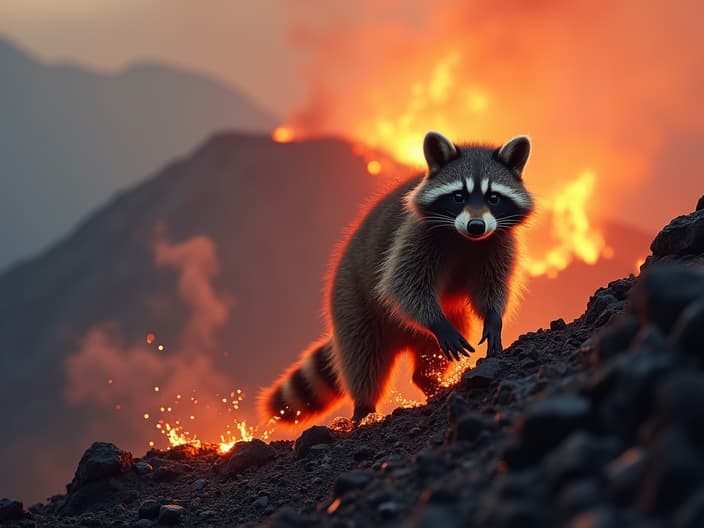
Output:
left=65, top=230, right=239, bottom=448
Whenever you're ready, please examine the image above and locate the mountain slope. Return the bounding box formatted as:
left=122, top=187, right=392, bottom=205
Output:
left=0, top=132, right=651, bottom=506
left=0, top=36, right=279, bottom=271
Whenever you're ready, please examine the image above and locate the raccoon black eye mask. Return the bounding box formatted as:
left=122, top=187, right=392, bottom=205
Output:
left=262, top=131, right=534, bottom=424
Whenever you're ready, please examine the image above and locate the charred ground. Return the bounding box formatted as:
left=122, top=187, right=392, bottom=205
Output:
left=2, top=200, right=704, bottom=528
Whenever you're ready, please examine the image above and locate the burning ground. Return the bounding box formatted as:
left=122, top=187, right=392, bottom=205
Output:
left=2, top=198, right=703, bottom=527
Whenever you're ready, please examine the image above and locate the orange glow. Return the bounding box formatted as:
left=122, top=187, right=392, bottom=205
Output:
left=145, top=333, right=155, bottom=344
left=367, top=160, right=382, bottom=174
left=272, top=126, right=295, bottom=143
left=635, top=258, right=645, bottom=274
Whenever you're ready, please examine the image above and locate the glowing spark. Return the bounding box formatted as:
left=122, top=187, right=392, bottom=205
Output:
left=143, top=413, right=150, bottom=419
left=153, top=386, right=160, bottom=392
left=157, top=344, right=165, bottom=351
left=367, top=160, right=382, bottom=174
left=145, top=333, right=155, bottom=344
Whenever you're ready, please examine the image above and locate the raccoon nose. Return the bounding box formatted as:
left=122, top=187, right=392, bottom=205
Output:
left=467, top=220, right=486, bottom=236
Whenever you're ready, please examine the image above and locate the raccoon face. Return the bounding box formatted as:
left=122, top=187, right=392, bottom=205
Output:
left=406, top=131, right=534, bottom=241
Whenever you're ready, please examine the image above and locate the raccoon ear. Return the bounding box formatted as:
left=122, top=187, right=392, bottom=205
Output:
left=423, top=131, right=457, bottom=174
left=497, top=135, right=531, bottom=176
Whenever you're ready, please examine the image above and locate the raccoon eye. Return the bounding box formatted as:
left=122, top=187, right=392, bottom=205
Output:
left=488, top=192, right=500, bottom=205
left=453, top=192, right=464, bottom=203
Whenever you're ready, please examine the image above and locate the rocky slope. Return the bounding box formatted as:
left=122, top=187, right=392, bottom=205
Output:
left=2, top=200, right=702, bottom=527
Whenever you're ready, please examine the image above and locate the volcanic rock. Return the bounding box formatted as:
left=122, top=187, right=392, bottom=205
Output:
left=650, top=210, right=704, bottom=258
left=697, top=195, right=704, bottom=211
left=511, top=395, right=592, bottom=466
left=333, top=471, right=373, bottom=497
left=219, top=439, right=275, bottom=476
left=138, top=499, right=161, bottom=520
left=462, top=357, right=506, bottom=389
left=294, top=426, right=335, bottom=459
left=0, top=498, right=24, bottom=521
left=158, top=504, right=185, bottom=525
left=605, top=447, right=646, bottom=506
left=671, top=299, right=704, bottom=363
left=558, top=479, right=603, bottom=521
left=68, top=442, right=133, bottom=491
left=675, top=487, right=704, bottom=528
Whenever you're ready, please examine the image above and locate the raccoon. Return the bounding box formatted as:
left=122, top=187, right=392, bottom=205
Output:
left=261, top=131, right=534, bottom=424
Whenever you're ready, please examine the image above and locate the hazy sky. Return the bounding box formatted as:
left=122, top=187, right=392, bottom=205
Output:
left=0, top=0, right=306, bottom=115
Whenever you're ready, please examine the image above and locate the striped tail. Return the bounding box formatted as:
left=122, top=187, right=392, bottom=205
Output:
left=260, top=338, right=344, bottom=425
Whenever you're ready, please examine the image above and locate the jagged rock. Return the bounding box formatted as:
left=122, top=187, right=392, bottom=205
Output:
left=511, top=396, right=592, bottom=466
left=651, top=210, right=704, bottom=257
left=254, top=495, right=269, bottom=509
left=333, top=471, right=373, bottom=496
left=68, top=442, right=133, bottom=491
left=158, top=504, right=185, bottom=525
left=697, top=196, right=704, bottom=211
left=294, top=426, right=335, bottom=459
left=630, top=264, right=704, bottom=333
left=164, top=444, right=198, bottom=460
left=219, top=439, right=276, bottom=476
left=463, top=357, right=506, bottom=389
left=0, top=498, right=24, bottom=521
left=132, top=519, right=152, bottom=528
left=551, top=318, right=568, bottom=331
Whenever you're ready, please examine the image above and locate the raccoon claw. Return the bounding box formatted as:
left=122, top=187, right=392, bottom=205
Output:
left=431, top=320, right=474, bottom=361
left=480, top=310, right=504, bottom=357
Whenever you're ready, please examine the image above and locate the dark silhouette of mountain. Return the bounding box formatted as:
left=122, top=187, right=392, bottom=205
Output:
left=0, top=132, right=651, bottom=505
left=0, top=36, right=279, bottom=272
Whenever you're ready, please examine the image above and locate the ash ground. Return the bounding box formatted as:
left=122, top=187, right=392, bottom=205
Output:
left=3, top=199, right=704, bottom=528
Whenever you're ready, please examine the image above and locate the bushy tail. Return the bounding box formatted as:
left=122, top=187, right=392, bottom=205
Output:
left=259, top=339, right=344, bottom=425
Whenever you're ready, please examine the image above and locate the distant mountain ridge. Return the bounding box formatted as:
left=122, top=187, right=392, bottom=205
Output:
left=0, top=36, right=279, bottom=271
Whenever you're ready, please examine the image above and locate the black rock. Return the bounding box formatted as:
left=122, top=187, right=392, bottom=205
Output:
left=138, top=499, right=161, bottom=520
left=152, top=464, right=187, bottom=482
left=605, top=447, right=646, bottom=506
left=630, top=264, right=704, bottom=334
left=697, top=196, right=704, bottom=212
left=585, top=290, right=621, bottom=326
left=0, top=498, right=24, bottom=521
left=656, top=372, right=704, bottom=443
left=353, top=446, right=375, bottom=461
left=446, top=392, right=472, bottom=426
left=463, top=357, right=506, bottom=389
left=541, top=432, right=620, bottom=490
left=512, top=396, right=592, bottom=466
left=551, top=318, right=568, bottom=331
left=590, top=314, right=641, bottom=364
left=134, top=461, right=153, bottom=475
left=68, top=442, right=133, bottom=492
left=158, top=504, right=185, bottom=525
left=294, top=426, right=335, bottom=459
left=651, top=210, right=704, bottom=258
left=333, top=471, right=373, bottom=497
left=411, top=505, right=464, bottom=528
left=675, top=487, right=704, bottom=528
left=414, top=450, right=445, bottom=477
left=450, top=412, right=493, bottom=443
left=672, top=299, right=704, bottom=365
left=219, top=439, right=276, bottom=476
left=640, top=428, right=704, bottom=514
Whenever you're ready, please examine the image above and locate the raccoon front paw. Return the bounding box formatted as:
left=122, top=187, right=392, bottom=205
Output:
left=479, top=310, right=503, bottom=356
left=430, top=319, right=475, bottom=361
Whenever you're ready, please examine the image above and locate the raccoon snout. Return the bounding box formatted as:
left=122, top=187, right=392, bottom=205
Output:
left=467, top=219, right=486, bottom=237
